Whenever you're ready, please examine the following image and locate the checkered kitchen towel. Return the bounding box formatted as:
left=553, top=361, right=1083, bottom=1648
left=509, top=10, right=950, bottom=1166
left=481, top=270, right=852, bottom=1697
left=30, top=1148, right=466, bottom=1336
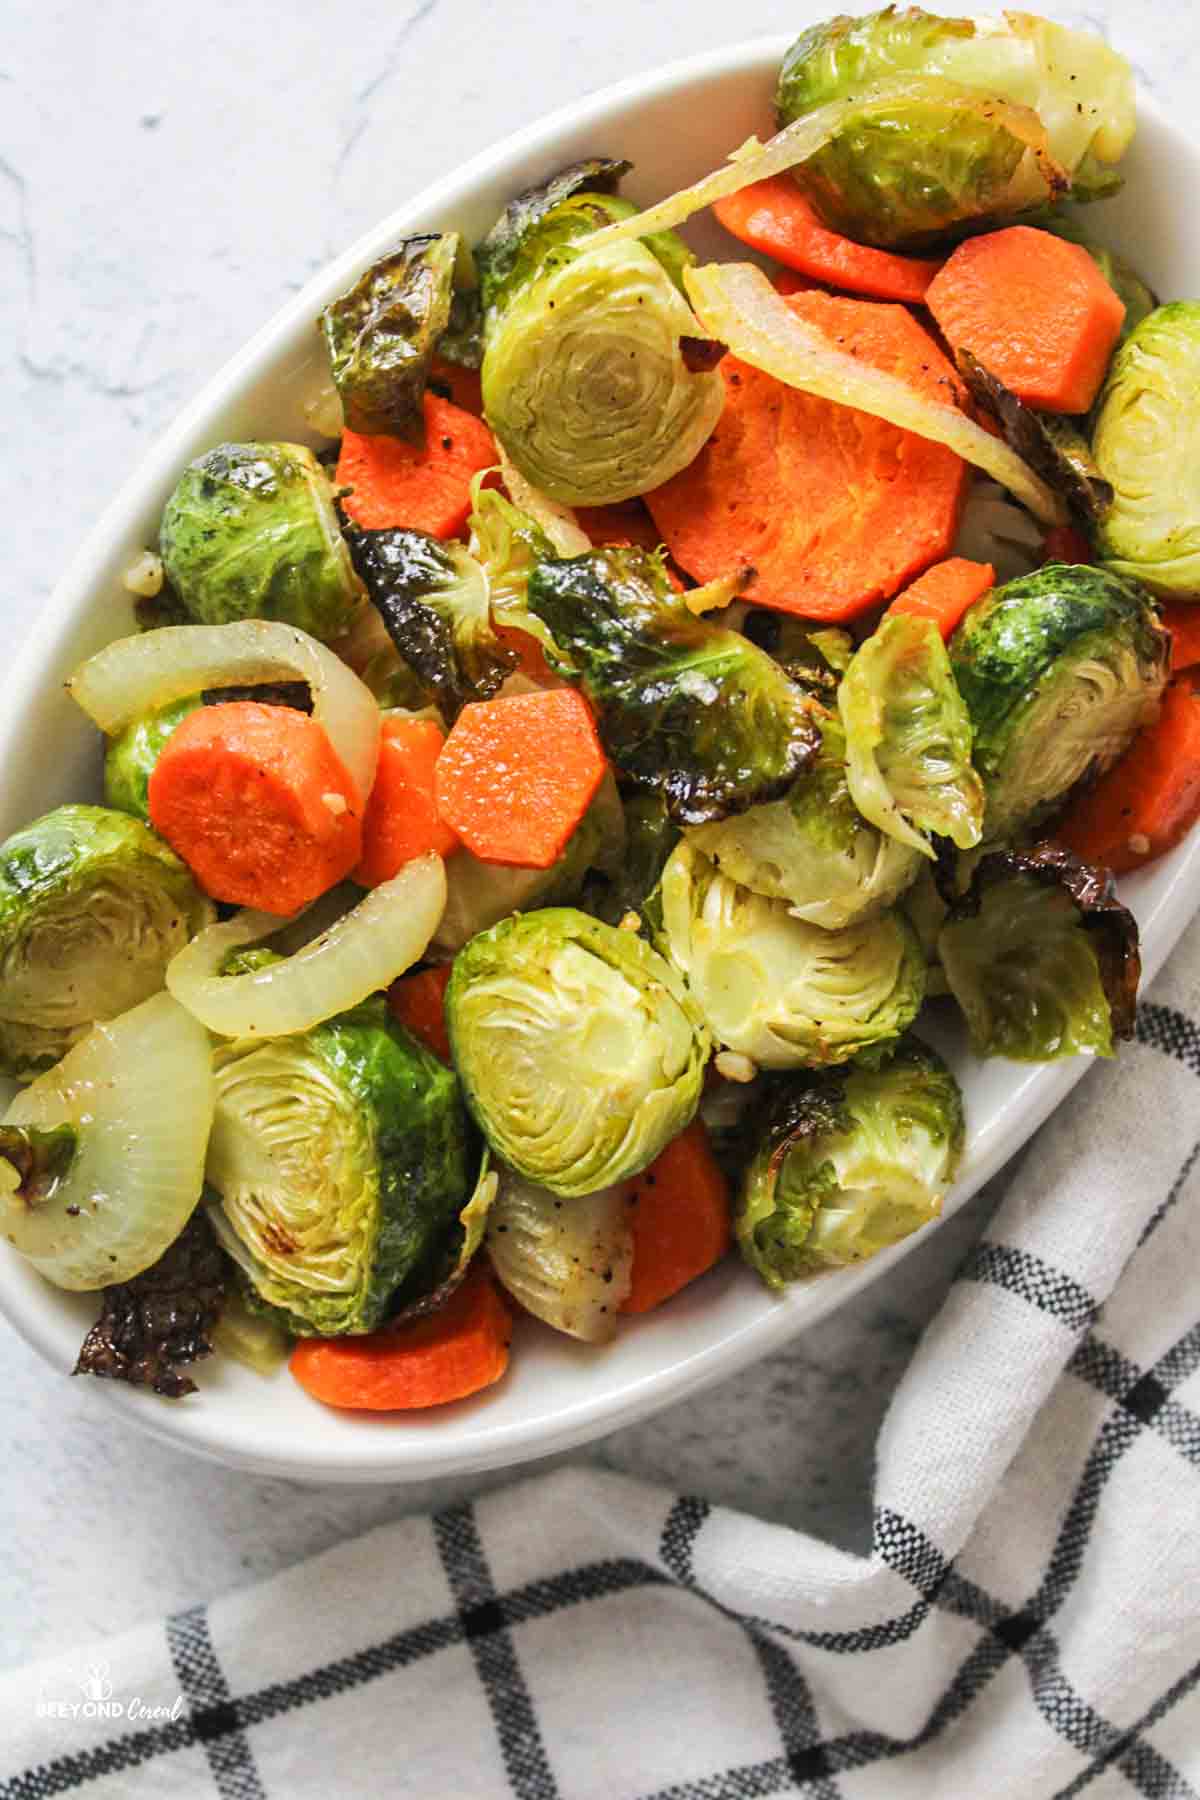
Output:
left=2, top=922, right=1199, bottom=1800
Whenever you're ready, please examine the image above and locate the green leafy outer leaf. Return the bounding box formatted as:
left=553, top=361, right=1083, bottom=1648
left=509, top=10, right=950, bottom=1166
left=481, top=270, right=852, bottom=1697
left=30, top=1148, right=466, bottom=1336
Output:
left=345, top=526, right=515, bottom=720
left=446, top=906, right=710, bottom=1198
left=938, top=841, right=1140, bottom=1060
left=477, top=159, right=631, bottom=318
left=319, top=234, right=457, bottom=441
left=159, top=442, right=362, bottom=642
left=526, top=547, right=821, bottom=825
left=1094, top=303, right=1200, bottom=599
left=955, top=351, right=1113, bottom=523
left=774, top=8, right=1132, bottom=249
left=388, top=1151, right=498, bottom=1326
left=742, top=610, right=853, bottom=701
left=948, top=562, right=1169, bottom=841
left=104, top=695, right=202, bottom=821
left=587, top=791, right=679, bottom=927
left=206, top=996, right=471, bottom=1336
left=687, top=712, right=921, bottom=931
left=658, top=840, right=925, bottom=1070
left=736, top=1036, right=964, bottom=1289
left=0, top=804, right=214, bottom=1080
left=839, top=613, right=985, bottom=858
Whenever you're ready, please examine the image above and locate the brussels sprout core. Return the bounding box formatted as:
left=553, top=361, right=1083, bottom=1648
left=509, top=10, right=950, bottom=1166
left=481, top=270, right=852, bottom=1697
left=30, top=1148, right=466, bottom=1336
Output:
left=447, top=908, right=710, bottom=1197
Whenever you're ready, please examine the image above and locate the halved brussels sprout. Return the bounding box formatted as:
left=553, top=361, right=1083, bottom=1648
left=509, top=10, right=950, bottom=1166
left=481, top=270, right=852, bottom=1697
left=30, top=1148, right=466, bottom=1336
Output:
left=939, top=843, right=1139, bottom=1060
left=345, top=525, right=515, bottom=720
left=159, top=442, right=362, bottom=642
left=776, top=9, right=1133, bottom=247
left=736, top=1037, right=964, bottom=1288
left=949, top=563, right=1169, bottom=840
left=659, top=841, right=925, bottom=1070
left=205, top=995, right=471, bottom=1335
left=446, top=908, right=710, bottom=1197
left=687, top=713, right=921, bottom=930
left=0, top=805, right=214, bottom=1080
left=319, top=233, right=457, bottom=441
left=482, top=236, right=724, bottom=506
left=485, top=1171, right=632, bottom=1342
left=1094, top=304, right=1200, bottom=599
left=525, top=546, right=821, bottom=825
left=839, top=614, right=985, bottom=858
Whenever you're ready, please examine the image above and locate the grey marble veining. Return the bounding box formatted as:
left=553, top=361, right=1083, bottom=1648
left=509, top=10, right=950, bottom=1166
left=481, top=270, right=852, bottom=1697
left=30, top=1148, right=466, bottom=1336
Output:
left=0, top=0, right=1185, bottom=1672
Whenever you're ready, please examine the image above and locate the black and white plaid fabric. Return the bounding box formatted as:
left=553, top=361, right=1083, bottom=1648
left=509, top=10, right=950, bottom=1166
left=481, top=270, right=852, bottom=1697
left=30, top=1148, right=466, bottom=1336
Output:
left=3, top=919, right=1198, bottom=1799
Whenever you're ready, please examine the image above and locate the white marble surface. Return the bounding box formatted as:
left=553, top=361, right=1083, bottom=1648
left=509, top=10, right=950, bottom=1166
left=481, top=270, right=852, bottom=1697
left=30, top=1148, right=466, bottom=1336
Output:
left=0, top=0, right=1187, bottom=1674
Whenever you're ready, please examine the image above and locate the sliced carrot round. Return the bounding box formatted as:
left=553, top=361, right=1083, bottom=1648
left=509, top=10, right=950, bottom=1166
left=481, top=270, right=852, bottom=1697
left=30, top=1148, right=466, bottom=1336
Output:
left=647, top=292, right=968, bottom=621
left=619, top=1120, right=732, bottom=1315
left=715, top=176, right=943, bottom=306
left=387, top=965, right=453, bottom=1063
left=434, top=687, right=607, bottom=868
left=147, top=701, right=362, bottom=913
left=884, top=558, right=996, bottom=640
left=1055, top=678, right=1200, bottom=874
left=354, top=715, right=458, bottom=888
left=336, top=394, right=496, bottom=538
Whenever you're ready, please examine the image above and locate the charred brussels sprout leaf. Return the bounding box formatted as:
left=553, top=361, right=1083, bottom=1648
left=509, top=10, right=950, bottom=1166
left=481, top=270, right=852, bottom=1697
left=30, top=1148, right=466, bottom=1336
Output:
left=949, top=563, right=1168, bottom=840
left=775, top=9, right=1132, bottom=248
left=345, top=525, right=515, bottom=720
left=446, top=907, right=710, bottom=1197
left=957, top=350, right=1113, bottom=524
left=1094, top=304, right=1200, bottom=598
left=688, top=712, right=920, bottom=930
left=659, top=841, right=925, bottom=1070
left=526, top=547, right=820, bottom=825
left=736, top=1037, right=964, bottom=1288
left=743, top=611, right=853, bottom=699
left=160, top=442, right=362, bottom=642
left=319, top=234, right=457, bottom=441
left=939, top=843, right=1140, bottom=1060
left=0, top=805, right=214, bottom=1080
left=205, top=997, right=471, bottom=1336
left=74, top=1211, right=226, bottom=1400
left=587, top=791, right=679, bottom=927
left=839, top=614, right=985, bottom=858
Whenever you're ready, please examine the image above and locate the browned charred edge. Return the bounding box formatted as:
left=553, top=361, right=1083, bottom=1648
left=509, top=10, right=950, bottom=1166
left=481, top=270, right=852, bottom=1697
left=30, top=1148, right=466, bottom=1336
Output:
left=956, top=348, right=1113, bottom=524
left=74, top=1211, right=226, bottom=1399
left=680, top=336, right=728, bottom=375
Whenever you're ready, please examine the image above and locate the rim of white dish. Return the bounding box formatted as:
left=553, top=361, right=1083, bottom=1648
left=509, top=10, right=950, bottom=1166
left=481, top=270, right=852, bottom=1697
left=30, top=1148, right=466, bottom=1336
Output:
left=0, top=38, right=1195, bottom=1482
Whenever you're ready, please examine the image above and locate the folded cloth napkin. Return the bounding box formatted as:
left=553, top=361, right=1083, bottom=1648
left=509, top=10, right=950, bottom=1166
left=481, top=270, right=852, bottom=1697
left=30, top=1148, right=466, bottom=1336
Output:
left=2, top=921, right=1199, bottom=1800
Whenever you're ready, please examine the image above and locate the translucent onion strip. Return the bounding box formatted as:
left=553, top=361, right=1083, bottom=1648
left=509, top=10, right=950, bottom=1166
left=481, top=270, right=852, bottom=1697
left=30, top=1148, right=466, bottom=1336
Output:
left=585, top=77, right=1061, bottom=252
left=0, top=992, right=214, bottom=1290
left=684, top=262, right=1067, bottom=525
left=69, top=620, right=381, bottom=805
left=497, top=447, right=592, bottom=556
left=486, top=1172, right=633, bottom=1343
left=166, top=852, right=447, bottom=1037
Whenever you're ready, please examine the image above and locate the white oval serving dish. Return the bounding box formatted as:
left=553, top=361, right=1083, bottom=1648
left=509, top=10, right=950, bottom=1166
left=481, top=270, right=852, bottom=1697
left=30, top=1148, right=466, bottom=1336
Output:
left=1, top=37, right=1196, bottom=1482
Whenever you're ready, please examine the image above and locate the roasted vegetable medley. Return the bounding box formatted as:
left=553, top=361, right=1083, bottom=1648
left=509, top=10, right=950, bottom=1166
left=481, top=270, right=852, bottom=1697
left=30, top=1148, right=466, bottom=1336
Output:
left=6, top=9, right=1200, bottom=1416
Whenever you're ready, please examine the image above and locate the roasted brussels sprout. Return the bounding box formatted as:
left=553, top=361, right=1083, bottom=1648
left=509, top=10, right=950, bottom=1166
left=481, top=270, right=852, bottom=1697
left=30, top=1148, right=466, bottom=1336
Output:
left=775, top=9, right=1134, bottom=248
left=526, top=547, right=820, bottom=825
left=1093, top=304, right=1200, bottom=599
left=687, top=713, right=921, bottom=930
left=949, top=563, right=1168, bottom=840
left=0, top=805, right=213, bottom=1080
left=205, top=996, right=471, bottom=1335
left=939, top=843, right=1139, bottom=1060
left=104, top=695, right=201, bottom=820
left=480, top=171, right=724, bottom=509
left=839, top=614, right=985, bottom=857
left=160, top=442, right=362, bottom=641
left=659, top=841, right=925, bottom=1070
left=736, top=1038, right=964, bottom=1287
left=345, top=525, right=515, bottom=720
left=446, top=908, right=710, bottom=1197
left=319, top=233, right=457, bottom=440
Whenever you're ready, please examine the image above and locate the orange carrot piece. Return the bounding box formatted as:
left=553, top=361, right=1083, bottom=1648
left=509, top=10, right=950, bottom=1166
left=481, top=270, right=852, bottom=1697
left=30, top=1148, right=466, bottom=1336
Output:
left=772, top=267, right=822, bottom=296
left=493, top=622, right=558, bottom=685
left=576, top=500, right=664, bottom=554
left=620, top=1120, right=732, bottom=1315
left=290, top=1266, right=512, bottom=1411
left=147, top=701, right=361, bottom=912
left=715, top=176, right=943, bottom=305
left=884, top=557, right=995, bottom=639
left=387, top=965, right=453, bottom=1062
left=337, top=395, right=496, bottom=537
left=353, top=716, right=458, bottom=887
left=429, top=355, right=484, bottom=418
left=1055, top=679, right=1200, bottom=873
left=647, top=292, right=968, bottom=621
left=926, top=226, right=1126, bottom=415
left=1042, top=525, right=1095, bottom=566
left=434, top=687, right=607, bottom=868
left=1159, top=604, right=1200, bottom=675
